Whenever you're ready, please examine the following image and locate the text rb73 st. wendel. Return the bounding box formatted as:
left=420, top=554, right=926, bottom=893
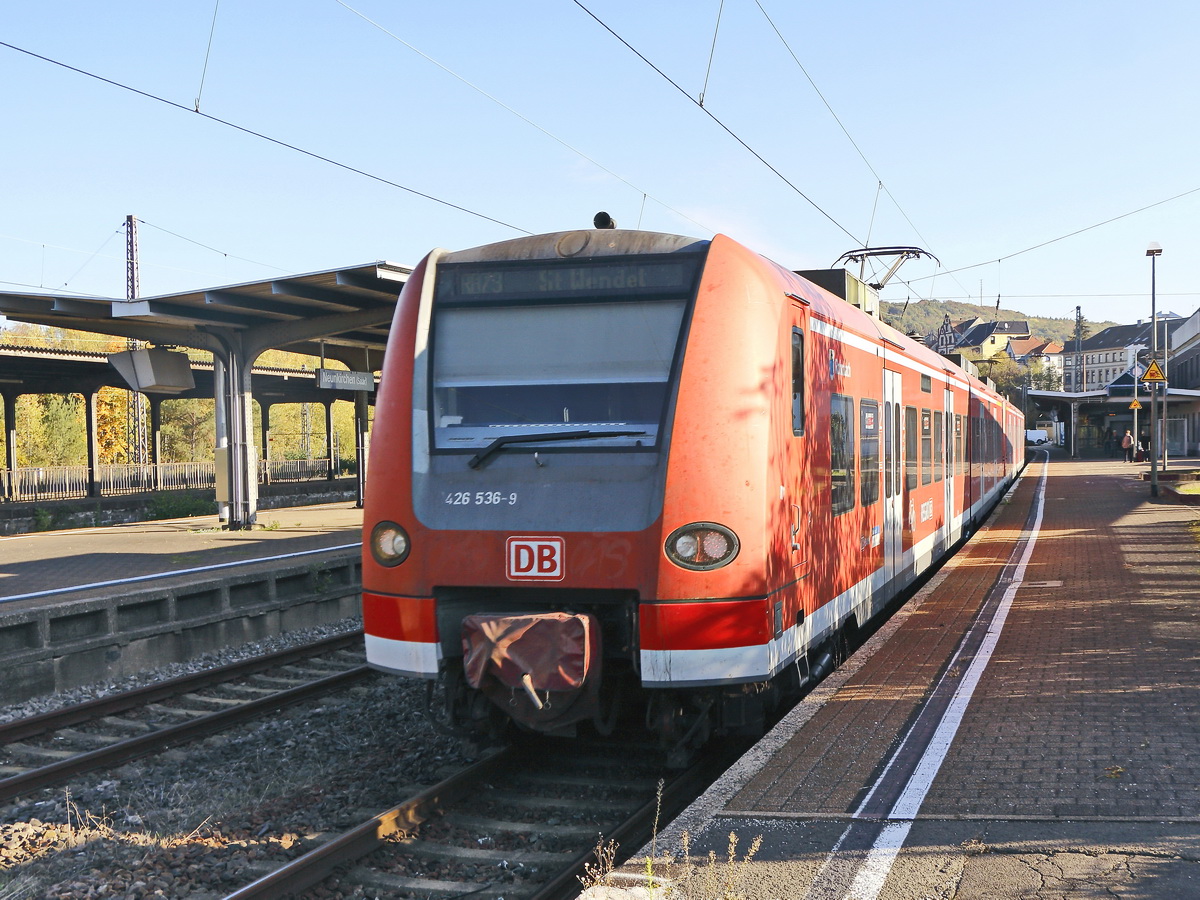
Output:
left=362, top=221, right=1023, bottom=763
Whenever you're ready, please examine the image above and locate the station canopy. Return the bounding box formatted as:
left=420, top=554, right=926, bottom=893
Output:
left=0, top=261, right=411, bottom=368
left=0, top=261, right=411, bottom=528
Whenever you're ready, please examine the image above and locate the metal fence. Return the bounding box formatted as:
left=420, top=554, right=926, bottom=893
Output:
left=1, top=458, right=339, bottom=502
left=260, top=458, right=332, bottom=483
left=2, top=465, right=91, bottom=501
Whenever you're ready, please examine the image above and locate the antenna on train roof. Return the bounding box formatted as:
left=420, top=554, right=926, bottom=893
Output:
left=593, top=211, right=617, bottom=229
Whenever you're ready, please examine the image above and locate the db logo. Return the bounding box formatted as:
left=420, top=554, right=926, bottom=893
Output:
left=506, top=536, right=565, bottom=581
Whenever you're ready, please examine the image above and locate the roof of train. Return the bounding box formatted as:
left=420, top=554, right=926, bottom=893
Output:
left=434, top=227, right=1012, bottom=411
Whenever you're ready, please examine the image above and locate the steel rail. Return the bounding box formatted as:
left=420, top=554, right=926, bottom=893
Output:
left=0, top=665, right=373, bottom=804
left=527, top=743, right=746, bottom=900
left=221, top=740, right=743, bottom=900
left=0, top=631, right=363, bottom=745
left=221, top=748, right=517, bottom=899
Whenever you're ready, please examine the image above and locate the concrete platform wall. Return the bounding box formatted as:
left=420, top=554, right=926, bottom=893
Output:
left=0, top=554, right=363, bottom=704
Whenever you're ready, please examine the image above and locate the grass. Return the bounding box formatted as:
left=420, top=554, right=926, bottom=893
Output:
left=578, top=780, right=763, bottom=899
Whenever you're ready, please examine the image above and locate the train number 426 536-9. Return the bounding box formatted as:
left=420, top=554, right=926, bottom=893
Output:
left=445, top=491, right=518, bottom=506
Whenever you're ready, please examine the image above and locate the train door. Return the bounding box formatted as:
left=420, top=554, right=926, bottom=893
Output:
left=882, top=368, right=903, bottom=588
left=943, top=387, right=954, bottom=536
left=789, top=324, right=810, bottom=579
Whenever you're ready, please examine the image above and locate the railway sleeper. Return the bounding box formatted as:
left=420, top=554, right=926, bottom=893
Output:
left=397, top=836, right=567, bottom=868
left=143, top=703, right=214, bottom=719
left=486, top=790, right=638, bottom=814
left=510, top=771, right=659, bottom=792
left=446, top=811, right=602, bottom=839
left=1, top=742, right=80, bottom=762
left=40, top=728, right=129, bottom=749
left=346, top=868, right=514, bottom=900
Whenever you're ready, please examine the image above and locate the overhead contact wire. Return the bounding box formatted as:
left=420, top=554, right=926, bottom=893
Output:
left=0, top=40, right=532, bottom=235
left=752, top=1, right=969, bottom=301
left=138, top=220, right=289, bottom=272
left=194, top=0, right=221, bottom=111
left=905, top=186, right=1200, bottom=284
left=332, top=0, right=716, bottom=235
left=698, top=0, right=726, bottom=107
left=570, top=0, right=861, bottom=245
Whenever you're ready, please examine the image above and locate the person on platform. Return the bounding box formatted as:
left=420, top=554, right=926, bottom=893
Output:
left=1121, top=429, right=1134, bottom=463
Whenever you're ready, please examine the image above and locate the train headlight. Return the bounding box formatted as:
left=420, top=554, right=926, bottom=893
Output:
left=370, top=521, right=411, bottom=567
left=665, top=522, right=739, bottom=571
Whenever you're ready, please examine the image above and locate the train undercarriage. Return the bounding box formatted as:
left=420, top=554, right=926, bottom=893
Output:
left=423, top=607, right=858, bottom=767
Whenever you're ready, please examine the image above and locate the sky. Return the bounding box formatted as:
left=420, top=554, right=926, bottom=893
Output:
left=2, top=0, right=1199, bottom=331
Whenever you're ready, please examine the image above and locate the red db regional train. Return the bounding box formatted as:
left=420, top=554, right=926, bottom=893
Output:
left=362, top=223, right=1023, bottom=761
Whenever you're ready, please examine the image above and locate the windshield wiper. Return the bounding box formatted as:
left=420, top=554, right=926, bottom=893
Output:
left=467, top=429, right=647, bottom=470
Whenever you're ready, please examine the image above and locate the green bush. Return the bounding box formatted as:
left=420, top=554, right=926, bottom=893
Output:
left=147, top=492, right=215, bottom=520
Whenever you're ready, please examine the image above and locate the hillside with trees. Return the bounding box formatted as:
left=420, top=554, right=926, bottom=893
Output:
left=881, top=299, right=1116, bottom=347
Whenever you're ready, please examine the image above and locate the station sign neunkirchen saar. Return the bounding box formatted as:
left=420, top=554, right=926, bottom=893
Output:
left=317, top=369, right=375, bottom=392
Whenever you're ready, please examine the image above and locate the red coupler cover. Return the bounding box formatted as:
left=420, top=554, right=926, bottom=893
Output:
left=462, top=612, right=598, bottom=692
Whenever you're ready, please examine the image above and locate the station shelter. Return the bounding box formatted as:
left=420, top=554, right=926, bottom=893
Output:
left=0, top=262, right=410, bottom=528
left=1029, top=372, right=1200, bottom=458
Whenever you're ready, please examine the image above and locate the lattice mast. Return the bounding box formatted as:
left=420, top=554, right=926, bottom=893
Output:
left=125, top=215, right=147, bottom=465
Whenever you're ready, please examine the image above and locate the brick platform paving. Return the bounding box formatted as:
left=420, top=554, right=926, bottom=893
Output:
left=714, top=454, right=1200, bottom=824
left=926, top=457, right=1200, bottom=821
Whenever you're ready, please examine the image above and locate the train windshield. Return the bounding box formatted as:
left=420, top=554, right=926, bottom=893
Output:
left=429, top=256, right=700, bottom=454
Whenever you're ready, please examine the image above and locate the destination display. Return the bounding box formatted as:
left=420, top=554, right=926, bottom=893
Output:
left=438, top=259, right=696, bottom=304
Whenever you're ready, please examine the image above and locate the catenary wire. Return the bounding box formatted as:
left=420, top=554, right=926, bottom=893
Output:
left=0, top=39, right=533, bottom=236
left=194, top=0, right=221, bottom=111
left=138, top=220, right=291, bottom=273
left=59, top=228, right=122, bottom=290
left=331, top=0, right=718, bottom=236
left=698, top=0, right=726, bottom=107
left=904, top=185, right=1200, bottom=284
left=570, top=0, right=862, bottom=246
left=751, top=0, right=967, bottom=302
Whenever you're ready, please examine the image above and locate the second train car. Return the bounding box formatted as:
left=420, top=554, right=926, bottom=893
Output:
left=362, top=224, right=1023, bottom=760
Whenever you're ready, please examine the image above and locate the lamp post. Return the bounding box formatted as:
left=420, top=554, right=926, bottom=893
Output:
left=1147, top=242, right=1162, bottom=497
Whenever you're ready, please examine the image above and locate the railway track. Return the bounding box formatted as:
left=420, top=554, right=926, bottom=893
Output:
left=0, top=631, right=374, bottom=806
left=223, top=735, right=744, bottom=900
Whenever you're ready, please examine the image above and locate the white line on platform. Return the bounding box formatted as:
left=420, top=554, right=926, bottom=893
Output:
left=0, top=542, right=363, bottom=604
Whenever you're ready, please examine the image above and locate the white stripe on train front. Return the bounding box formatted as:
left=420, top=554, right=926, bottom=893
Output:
left=641, top=643, right=772, bottom=687
left=364, top=633, right=441, bottom=678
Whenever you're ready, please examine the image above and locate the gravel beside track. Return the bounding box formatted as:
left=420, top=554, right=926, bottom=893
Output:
left=0, top=618, right=476, bottom=899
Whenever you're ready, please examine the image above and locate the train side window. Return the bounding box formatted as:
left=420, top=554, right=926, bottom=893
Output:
left=831, top=393, right=855, bottom=515
left=860, top=400, right=880, bottom=507
left=934, top=411, right=944, bottom=483
left=883, top=402, right=893, bottom=500
left=955, top=415, right=963, bottom=476
left=905, top=406, right=918, bottom=491
left=791, top=329, right=805, bottom=436
left=894, top=402, right=902, bottom=496
left=921, top=408, right=932, bottom=486
left=945, top=411, right=954, bottom=478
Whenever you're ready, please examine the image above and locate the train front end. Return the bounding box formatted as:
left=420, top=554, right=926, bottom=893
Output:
left=363, top=228, right=777, bottom=745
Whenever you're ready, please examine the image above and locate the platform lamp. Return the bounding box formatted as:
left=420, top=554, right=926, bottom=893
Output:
left=1147, top=242, right=1162, bottom=497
